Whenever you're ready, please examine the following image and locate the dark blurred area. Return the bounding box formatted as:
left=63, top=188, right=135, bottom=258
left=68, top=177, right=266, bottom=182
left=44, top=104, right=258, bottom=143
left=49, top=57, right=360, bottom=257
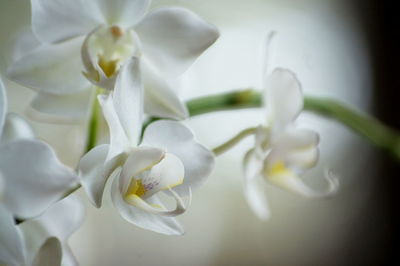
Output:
left=351, top=0, right=399, bottom=264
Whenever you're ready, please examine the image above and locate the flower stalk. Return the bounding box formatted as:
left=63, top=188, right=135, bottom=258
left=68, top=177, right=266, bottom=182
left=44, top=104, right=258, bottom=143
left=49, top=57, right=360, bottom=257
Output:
left=186, top=89, right=400, bottom=160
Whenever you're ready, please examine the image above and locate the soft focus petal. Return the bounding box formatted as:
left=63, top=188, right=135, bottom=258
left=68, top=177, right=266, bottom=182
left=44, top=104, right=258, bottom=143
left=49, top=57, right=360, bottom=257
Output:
left=6, top=27, right=40, bottom=67
left=79, top=144, right=126, bottom=207
left=136, top=7, right=219, bottom=77
left=31, top=0, right=105, bottom=43
left=143, top=61, right=188, bottom=120
left=260, top=31, right=277, bottom=87
left=19, top=195, right=85, bottom=266
left=32, top=237, right=62, bottom=266
left=0, top=113, right=35, bottom=144
left=141, top=120, right=215, bottom=196
left=0, top=140, right=78, bottom=218
left=285, top=146, right=319, bottom=169
left=267, top=170, right=339, bottom=198
left=7, top=37, right=89, bottom=95
left=0, top=77, right=6, bottom=137
left=120, top=146, right=165, bottom=193
left=96, top=0, right=150, bottom=28
left=0, top=206, right=26, bottom=266
left=112, top=58, right=143, bottom=146
left=264, top=68, right=303, bottom=132
left=28, top=89, right=93, bottom=124
left=275, top=128, right=319, bottom=150
left=111, top=173, right=184, bottom=235
left=243, top=149, right=270, bottom=220
left=98, top=94, right=129, bottom=160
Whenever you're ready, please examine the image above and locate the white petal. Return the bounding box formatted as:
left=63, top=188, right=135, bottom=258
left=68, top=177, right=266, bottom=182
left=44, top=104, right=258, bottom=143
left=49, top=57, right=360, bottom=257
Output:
left=275, top=128, right=319, bottom=150
left=7, top=27, right=41, bottom=65
left=144, top=153, right=184, bottom=197
left=111, top=173, right=184, bottom=235
left=264, top=68, right=303, bottom=132
left=28, top=89, right=93, bottom=124
left=31, top=0, right=105, bottom=43
left=19, top=195, right=85, bottom=266
left=0, top=77, right=7, bottom=137
left=78, top=144, right=126, bottom=207
left=7, top=37, right=89, bottom=95
left=0, top=206, right=26, bottom=266
left=267, top=170, right=339, bottom=198
left=136, top=7, right=219, bottom=77
left=285, top=146, right=319, bottom=169
left=141, top=120, right=215, bottom=196
left=143, top=61, right=188, bottom=120
left=120, top=146, right=165, bottom=193
left=98, top=94, right=129, bottom=160
left=95, top=0, right=150, bottom=28
left=260, top=31, right=277, bottom=86
left=0, top=113, right=35, bottom=144
left=243, top=149, right=270, bottom=220
left=0, top=140, right=78, bottom=218
left=32, top=237, right=62, bottom=266
left=112, top=58, right=143, bottom=146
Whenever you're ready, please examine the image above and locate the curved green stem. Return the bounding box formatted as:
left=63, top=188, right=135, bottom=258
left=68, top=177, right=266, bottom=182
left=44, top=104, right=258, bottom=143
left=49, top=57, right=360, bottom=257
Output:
left=186, top=89, right=400, bottom=160
left=85, top=89, right=102, bottom=153
left=212, top=127, right=258, bottom=156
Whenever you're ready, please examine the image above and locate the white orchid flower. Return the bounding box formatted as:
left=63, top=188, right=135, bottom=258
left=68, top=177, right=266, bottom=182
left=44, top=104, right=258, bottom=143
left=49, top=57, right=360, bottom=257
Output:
left=0, top=77, right=79, bottom=219
left=0, top=195, right=85, bottom=266
left=7, top=0, right=219, bottom=122
left=78, top=59, right=215, bottom=235
left=242, top=36, right=339, bottom=220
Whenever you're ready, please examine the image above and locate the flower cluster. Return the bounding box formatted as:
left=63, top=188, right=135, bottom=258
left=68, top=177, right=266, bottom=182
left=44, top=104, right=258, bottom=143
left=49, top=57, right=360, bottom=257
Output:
left=1, top=0, right=341, bottom=264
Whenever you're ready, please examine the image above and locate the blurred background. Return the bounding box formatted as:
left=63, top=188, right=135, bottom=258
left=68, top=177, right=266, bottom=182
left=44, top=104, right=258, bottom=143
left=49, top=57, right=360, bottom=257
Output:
left=0, top=0, right=397, bottom=265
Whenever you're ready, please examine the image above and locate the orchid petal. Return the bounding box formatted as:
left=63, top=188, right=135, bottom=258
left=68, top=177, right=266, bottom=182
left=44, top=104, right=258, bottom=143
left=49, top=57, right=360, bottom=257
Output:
left=0, top=78, right=7, bottom=137
left=95, top=0, right=150, bottom=28
left=243, top=149, right=270, bottom=220
left=124, top=188, right=187, bottom=217
left=112, top=58, right=143, bottom=146
left=98, top=94, right=129, bottom=160
left=7, top=37, right=88, bottom=95
left=143, top=61, right=188, bottom=120
left=124, top=153, right=185, bottom=200
left=120, top=146, right=165, bottom=193
left=285, top=146, right=319, bottom=169
left=142, top=120, right=215, bottom=196
left=264, top=68, right=303, bottom=133
left=136, top=7, right=219, bottom=77
left=78, top=144, right=126, bottom=208
left=32, top=237, right=62, bottom=266
left=8, top=27, right=40, bottom=64
left=0, top=140, right=78, bottom=218
left=0, top=206, right=26, bottom=266
left=28, top=89, right=93, bottom=124
left=19, top=195, right=85, bottom=266
left=31, top=0, right=105, bottom=43
left=267, top=170, right=339, bottom=198
left=1, top=113, right=35, bottom=144
left=111, top=173, right=184, bottom=235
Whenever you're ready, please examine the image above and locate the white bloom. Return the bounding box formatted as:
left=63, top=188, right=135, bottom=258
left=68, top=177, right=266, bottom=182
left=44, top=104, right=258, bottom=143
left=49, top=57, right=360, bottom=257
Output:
left=78, top=59, right=215, bottom=235
left=0, top=195, right=85, bottom=266
left=242, top=39, right=339, bottom=220
left=7, top=0, right=219, bottom=122
left=0, top=77, right=78, bottom=219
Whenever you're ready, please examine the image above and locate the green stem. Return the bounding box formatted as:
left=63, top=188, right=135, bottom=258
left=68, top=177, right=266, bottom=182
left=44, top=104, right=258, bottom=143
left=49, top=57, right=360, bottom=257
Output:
left=212, top=127, right=258, bottom=156
left=185, top=89, right=400, bottom=160
left=85, top=89, right=102, bottom=153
